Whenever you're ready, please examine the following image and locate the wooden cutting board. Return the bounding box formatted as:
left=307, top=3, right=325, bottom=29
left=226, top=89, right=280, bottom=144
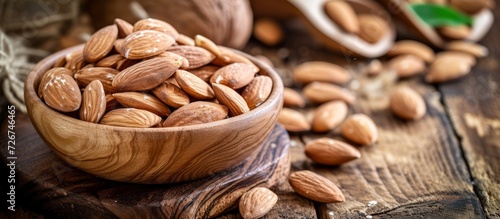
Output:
left=1, top=114, right=290, bottom=219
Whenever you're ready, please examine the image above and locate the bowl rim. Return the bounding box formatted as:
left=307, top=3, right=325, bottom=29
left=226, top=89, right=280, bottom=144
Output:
left=25, top=44, right=284, bottom=133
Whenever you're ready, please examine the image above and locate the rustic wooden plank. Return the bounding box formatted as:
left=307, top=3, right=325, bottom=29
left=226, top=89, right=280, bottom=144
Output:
left=438, top=7, right=500, bottom=218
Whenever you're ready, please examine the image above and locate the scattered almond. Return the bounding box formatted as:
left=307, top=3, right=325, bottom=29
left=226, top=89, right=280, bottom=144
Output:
left=387, top=55, right=426, bottom=78
left=437, top=25, right=471, bottom=40
left=239, top=187, right=278, bottom=219
left=304, top=138, right=360, bottom=165
left=283, top=88, right=305, bottom=108
left=253, top=18, right=284, bottom=46
left=387, top=40, right=435, bottom=63
left=312, top=101, right=348, bottom=132
left=390, top=86, right=426, bottom=120
left=302, top=82, right=356, bottom=105
left=293, top=61, right=351, bottom=85
left=289, top=170, right=345, bottom=203
left=445, top=41, right=489, bottom=58
left=365, top=59, right=383, bottom=76
left=426, top=52, right=474, bottom=83
left=278, top=108, right=311, bottom=132
left=341, top=114, right=378, bottom=145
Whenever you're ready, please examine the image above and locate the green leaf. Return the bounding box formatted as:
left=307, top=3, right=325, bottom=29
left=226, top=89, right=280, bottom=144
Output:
left=408, top=3, right=472, bottom=27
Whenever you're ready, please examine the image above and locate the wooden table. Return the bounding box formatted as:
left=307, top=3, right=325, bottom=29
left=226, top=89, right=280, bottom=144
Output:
left=1, top=10, right=499, bottom=219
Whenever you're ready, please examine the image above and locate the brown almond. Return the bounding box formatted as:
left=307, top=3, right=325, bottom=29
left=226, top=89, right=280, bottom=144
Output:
left=105, top=94, right=120, bottom=112
left=167, top=45, right=216, bottom=70
left=95, top=54, right=123, bottom=68
left=293, top=61, right=351, bottom=85
left=115, top=58, right=140, bottom=71
left=312, top=101, right=348, bottom=132
left=324, top=0, right=359, bottom=33
left=390, top=86, right=426, bottom=120
left=175, top=70, right=215, bottom=100
left=387, top=55, right=426, bottom=78
left=212, top=46, right=260, bottom=72
left=100, top=108, right=161, bottom=128
left=435, top=51, right=476, bottom=65
left=112, top=92, right=171, bottom=116
left=38, top=67, right=73, bottom=99
left=80, top=80, right=106, bottom=123
left=450, top=0, right=494, bottom=14
left=387, top=40, right=435, bottom=63
left=133, top=18, right=179, bottom=40
left=288, top=170, right=345, bottom=203
left=445, top=41, right=489, bottom=58
left=176, top=34, right=195, bottom=46
left=210, top=63, right=257, bottom=89
left=304, top=138, right=361, bottom=165
left=114, top=39, right=124, bottom=52
left=162, top=101, right=228, bottom=127
left=278, top=108, right=311, bottom=132
left=74, top=67, right=120, bottom=94
left=437, top=25, right=471, bottom=40
left=365, top=59, right=383, bottom=76
left=302, top=82, right=356, bottom=104
left=283, top=88, right=305, bottom=108
left=156, top=52, right=190, bottom=69
left=120, top=30, right=175, bottom=59
left=112, top=57, right=182, bottom=91
left=43, top=73, right=82, bottom=112
left=64, top=50, right=86, bottom=73
left=426, top=52, right=474, bottom=83
left=341, top=114, right=378, bottom=145
left=152, top=82, right=190, bottom=108
left=53, top=56, right=66, bottom=68
left=114, top=18, right=133, bottom=38
left=239, top=187, right=278, bottom=219
left=357, top=14, right=389, bottom=44
left=241, top=76, right=273, bottom=109
left=212, top=83, right=250, bottom=116
left=194, top=34, right=221, bottom=57
left=189, top=65, right=220, bottom=82
left=253, top=18, right=284, bottom=46
left=83, top=25, right=118, bottom=63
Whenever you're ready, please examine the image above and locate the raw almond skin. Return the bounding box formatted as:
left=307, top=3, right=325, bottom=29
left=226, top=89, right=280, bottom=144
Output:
left=212, top=46, right=260, bottom=72
left=324, top=0, right=359, bottom=33
left=74, top=67, right=120, bottom=94
left=293, top=61, right=351, bottom=85
left=43, top=73, right=82, bottom=112
left=437, top=25, right=471, bottom=40
left=435, top=51, right=476, bottom=65
left=115, top=58, right=140, bottom=71
left=426, top=52, right=473, bottom=83
left=253, top=18, right=284, bottom=46
left=162, top=101, right=228, bottom=127
left=167, top=45, right=216, bottom=70
left=278, top=108, right=311, bottom=132
left=175, top=70, right=215, bottom=100
left=80, top=80, right=106, bottom=123
left=120, top=30, right=175, bottom=59
left=312, top=101, right=348, bottom=132
left=176, top=34, right=195, bottom=46
left=194, top=34, right=221, bottom=57
left=304, top=138, right=361, bottom=165
left=341, top=114, right=378, bottom=145
left=283, top=88, right=305, bottom=108
left=114, top=18, right=133, bottom=38
left=53, top=56, right=67, bottom=68
left=100, top=108, right=161, bottom=128
left=133, top=18, right=179, bottom=40
left=390, top=86, right=426, bottom=120
left=241, top=75, right=273, bottom=109
left=212, top=83, right=250, bottom=116
left=152, top=82, right=190, bottom=108
left=114, top=39, right=124, bottom=52
left=64, top=50, right=86, bottom=73
left=239, top=187, right=278, bottom=219
left=156, top=52, right=190, bottom=69
left=38, top=67, right=73, bottom=99
left=387, top=55, right=426, bottom=78
left=83, top=25, right=118, bottom=63
left=302, top=82, right=356, bottom=105
left=210, top=63, right=257, bottom=89
left=112, top=57, right=182, bottom=91
left=387, top=40, right=435, bottom=63
left=105, top=94, right=120, bottom=112
left=357, top=14, right=389, bottom=44
left=95, top=54, right=123, bottom=68
left=112, top=92, right=172, bottom=116
left=445, top=41, right=488, bottom=58
left=189, top=65, right=220, bottom=82
left=288, top=170, right=345, bottom=203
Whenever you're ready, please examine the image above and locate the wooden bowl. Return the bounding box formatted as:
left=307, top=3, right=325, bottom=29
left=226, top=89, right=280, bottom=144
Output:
left=24, top=45, right=284, bottom=184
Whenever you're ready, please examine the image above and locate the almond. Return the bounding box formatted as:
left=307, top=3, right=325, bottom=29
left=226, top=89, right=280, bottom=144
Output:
left=387, top=55, right=426, bottom=78
left=426, top=52, right=474, bottom=83
left=64, top=50, right=86, bottom=73
left=387, top=40, right=435, bottom=63
left=162, top=101, right=228, bottom=127
left=156, top=52, right=190, bottom=69
left=283, top=88, right=305, bottom=108
left=450, top=0, right=494, bottom=14
left=133, top=18, right=179, bottom=40
left=74, top=67, right=119, bottom=94
left=194, top=34, right=221, bottom=57
left=95, top=54, right=123, bottom=68
left=114, top=39, right=124, bottom=52
left=278, top=108, right=311, bottom=132
left=341, top=114, right=378, bottom=145
left=324, top=0, right=359, bottom=33
left=175, top=70, right=215, bottom=100
left=115, top=58, right=140, bottom=71
left=100, top=108, right=161, bottom=128
left=83, top=25, right=118, bottom=63
left=437, top=25, right=471, bottom=40
left=365, top=59, right=383, bottom=76
left=119, top=30, right=175, bottom=59
left=357, top=14, right=389, bottom=44
left=80, top=80, right=106, bottom=123
left=152, top=82, right=190, bottom=108
left=212, top=83, right=250, bottom=116
left=288, top=170, right=345, bottom=203
left=42, top=73, right=82, bottom=112
left=302, top=82, right=356, bottom=104
left=211, top=46, right=259, bottom=72
left=167, top=45, right=216, bottom=70
left=435, top=51, right=476, bottom=65
left=210, top=63, right=257, bottom=89
left=176, top=34, right=195, bottom=46
left=54, top=56, right=67, bottom=68
left=188, top=65, right=220, bottom=82
left=38, top=67, right=73, bottom=99
left=105, top=94, right=120, bottom=112
left=293, top=61, right=351, bottom=85
left=445, top=41, right=488, bottom=58
left=114, top=18, right=133, bottom=38
left=390, top=86, right=426, bottom=120
left=241, top=75, right=273, bottom=109
left=312, top=101, right=348, bottom=132
left=304, top=138, right=361, bottom=165
left=112, top=57, right=182, bottom=91
left=253, top=18, right=284, bottom=46
left=112, top=92, right=171, bottom=116
left=239, top=187, right=278, bottom=219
